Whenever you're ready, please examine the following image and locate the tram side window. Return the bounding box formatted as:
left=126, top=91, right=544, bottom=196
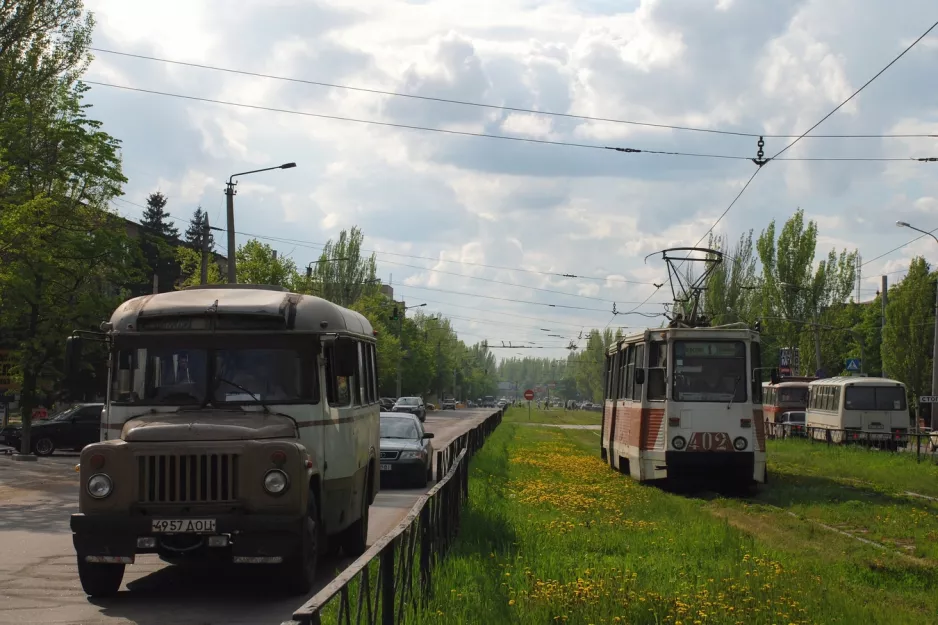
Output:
left=631, top=343, right=645, bottom=401
left=751, top=342, right=762, bottom=403
left=647, top=342, right=666, bottom=401
left=616, top=348, right=626, bottom=399
left=604, top=354, right=614, bottom=400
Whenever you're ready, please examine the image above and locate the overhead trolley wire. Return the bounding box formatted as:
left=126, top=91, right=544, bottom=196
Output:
left=84, top=82, right=934, bottom=163
left=89, top=47, right=938, bottom=140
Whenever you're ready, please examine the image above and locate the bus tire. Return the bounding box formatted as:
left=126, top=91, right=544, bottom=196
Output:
left=283, top=495, right=320, bottom=595
left=340, top=472, right=371, bottom=557
left=77, top=559, right=124, bottom=597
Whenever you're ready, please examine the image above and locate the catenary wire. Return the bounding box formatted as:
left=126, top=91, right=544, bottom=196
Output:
left=89, top=47, right=938, bottom=140
left=83, top=82, right=934, bottom=162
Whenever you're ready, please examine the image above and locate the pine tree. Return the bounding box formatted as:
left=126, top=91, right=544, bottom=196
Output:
left=185, top=206, right=214, bottom=252
left=140, top=192, right=179, bottom=239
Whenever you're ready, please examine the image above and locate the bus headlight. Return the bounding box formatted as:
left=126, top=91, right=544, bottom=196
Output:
left=733, top=437, right=748, bottom=451
left=87, top=473, right=113, bottom=499
left=263, top=470, right=290, bottom=495
left=671, top=436, right=687, bottom=450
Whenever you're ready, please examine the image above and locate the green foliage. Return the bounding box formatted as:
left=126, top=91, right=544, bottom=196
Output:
left=882, top=257, right=934, bottom=406
left=184, top=206, right=213, bottom=252
left=0, top=1, right=134, bottom=444
left=235, top=239, right=297, bottom=287
left=704, top=230, right=758, bottom=325
left=136, top=191, right=181, bottom=294
left=306, top=226, right=379, bottom=306
left=174, top=246, right=223, bottom=289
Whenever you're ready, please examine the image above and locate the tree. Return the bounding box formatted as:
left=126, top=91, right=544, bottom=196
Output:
left=756, top=209, right=857, bottom=375
left=882, top=257, right=934, bottom=414
left=704, top=230, right=758, bottom=326
left=175, top=246, right=223, bottom=289
left=307, top=227, right=379, bottom=307
left=136, top=191, right=181, bottom=294
left=236, top=239, right=297, bottom=287
left=0, top=1, right=134, bottom=454
left=185, top=206, right=213, bottom=252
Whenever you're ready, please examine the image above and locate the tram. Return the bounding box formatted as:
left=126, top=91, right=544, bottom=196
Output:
left=599, top=247, right=767, bottom=488
left=762, top=376, right=813, bottom=423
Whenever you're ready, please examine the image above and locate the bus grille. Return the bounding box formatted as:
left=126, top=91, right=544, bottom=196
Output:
left=137, top=454, right=240, bottom=503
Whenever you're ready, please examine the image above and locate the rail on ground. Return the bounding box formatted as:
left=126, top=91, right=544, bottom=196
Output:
left=283, top=406, right=505, bottom=625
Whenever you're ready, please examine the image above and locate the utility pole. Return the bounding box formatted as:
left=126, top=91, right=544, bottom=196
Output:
left=813, top=309, right=823, bottom=375
left=881, top=275, right=888, bottom=378
left=396, top=314, right=403, bottom=398
left=225, top=180, right=237, bottom=284
left=200, top=213, right=210, bottom=285
left=152, top=274, right=158, bottom=294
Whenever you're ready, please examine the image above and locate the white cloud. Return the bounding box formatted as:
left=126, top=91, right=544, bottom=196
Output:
left=83, top=0, right=938, bottom=359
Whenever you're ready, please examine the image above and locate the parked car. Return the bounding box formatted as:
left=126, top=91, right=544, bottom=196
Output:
left=379, top=412, right=434, bottom=487
left=379, top=397, right=397, bottom=411
left=0, top=403, right=103, bottom=456
left=441, top=397, right=456, bottom=410
left=779, top=411, right=807, bottom=438
left=392, top=396, right=426, bottom=422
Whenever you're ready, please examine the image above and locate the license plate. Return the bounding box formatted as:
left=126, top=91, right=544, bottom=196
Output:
left=380, top=464, right=392, bottom=471
left=686, top=432, right=733, bottom=452
left=151, top=518, right=216, bottom=534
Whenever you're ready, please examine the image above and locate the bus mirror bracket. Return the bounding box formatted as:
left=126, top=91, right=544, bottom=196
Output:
left=769, top=368, right=780, bottom=385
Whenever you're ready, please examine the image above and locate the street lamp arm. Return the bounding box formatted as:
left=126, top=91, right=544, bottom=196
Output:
left=229, top=163, right=297, bottom=185
left=896, top=221, right=938, bottom=246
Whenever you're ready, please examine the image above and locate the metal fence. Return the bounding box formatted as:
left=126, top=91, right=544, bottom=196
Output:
left=284, top=407, right=505, bottom=625
left=766, top=422, right=938, bottom=463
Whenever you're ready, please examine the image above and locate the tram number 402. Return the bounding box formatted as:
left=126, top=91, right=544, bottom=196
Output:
left=686, top=432, right=733, bottom=452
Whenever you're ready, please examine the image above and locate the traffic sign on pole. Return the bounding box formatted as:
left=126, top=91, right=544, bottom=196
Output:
left=524, top=389, right=535, bottom=401
left=920, top=396, right=938, bottom=404
left=845, top=358, right=861, bottom=373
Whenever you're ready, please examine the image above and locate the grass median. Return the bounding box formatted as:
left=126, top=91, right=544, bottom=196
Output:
left=503, top=407, right=602, bottom=426
left=411, top=409, right=936, bottom=624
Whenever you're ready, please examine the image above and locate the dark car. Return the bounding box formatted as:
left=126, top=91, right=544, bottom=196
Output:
left=779, top=411, right=807, bottom=438
left=379, top=397, right=396, bottom=411
left=482, top=396, right=496, bottom=408
left=392, top=396, right=426, bottom=421
left=379, top=413, right=434, bottom=487
left=0, top=403, right=103, bottom=456
left=441, top=397, right=456, bottom=410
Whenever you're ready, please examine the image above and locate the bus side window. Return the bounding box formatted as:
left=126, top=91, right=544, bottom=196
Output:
left=323, top=345, right=338, bottom=405
left=647, top=342, right=666, bottom=401
left=330, top=340, right=356, bottom=406
left=353, top=342, right=364, bottom=406
left=365, top=343, right=376, bottom=403
left=631, top=343, right=645, bottom=401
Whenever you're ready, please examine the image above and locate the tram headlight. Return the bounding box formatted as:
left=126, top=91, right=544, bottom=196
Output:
left=671, top=436, right=687, bottom=450
left=733, top=436, right=748, bottom=451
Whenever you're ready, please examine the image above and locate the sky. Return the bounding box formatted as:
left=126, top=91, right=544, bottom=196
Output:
left=80, top=0, right=938, bottom=361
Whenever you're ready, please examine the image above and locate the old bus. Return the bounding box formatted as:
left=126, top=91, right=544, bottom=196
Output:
left=806, top=376, right=909, bottom=446
left=67, top=285, right=380, bottom=597
left=600, top=324, right=766, bottom=488
left=762, top=377, right=813, bottom=423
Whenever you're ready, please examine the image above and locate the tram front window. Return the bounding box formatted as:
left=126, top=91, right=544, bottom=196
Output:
left=779, top=388, right=808, bottom=404
left=672, top=341, right=747, bottom=403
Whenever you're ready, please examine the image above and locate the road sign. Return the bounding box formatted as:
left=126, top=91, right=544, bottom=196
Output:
left=920, top=396, right=938, bottom=404
left=845, top=358, right=861, bottom=373
left=524, top=389, right=534, bottom=401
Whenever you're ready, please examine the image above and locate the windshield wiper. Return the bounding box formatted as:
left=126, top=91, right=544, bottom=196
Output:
left=216, top=378, right=270, bottom=414
left=726, top=375, right=742, bottom=409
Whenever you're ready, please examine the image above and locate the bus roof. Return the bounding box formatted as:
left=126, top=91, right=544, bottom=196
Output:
left=109, top=285, right=374, bottom=338
left=767, top=380, right=813, bottom=388
left=808, top=376, right=905, bottom=388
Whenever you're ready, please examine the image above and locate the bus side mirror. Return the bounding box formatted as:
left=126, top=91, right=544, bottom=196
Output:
left=65, top=336, right=82, bottom=381
left=634, top=369, right=645, bottom=385
left=769, top=368, right=780, bottom=385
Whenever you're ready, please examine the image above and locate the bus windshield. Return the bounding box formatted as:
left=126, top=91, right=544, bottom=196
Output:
left=672, top=341, right=747, bottom=403
left=111, top=344, right=317, bottom=406
left=778, top=388, right=808, bottom=404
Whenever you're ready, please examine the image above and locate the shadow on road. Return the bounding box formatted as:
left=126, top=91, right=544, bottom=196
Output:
left=89, top=552, right=355, bottom=625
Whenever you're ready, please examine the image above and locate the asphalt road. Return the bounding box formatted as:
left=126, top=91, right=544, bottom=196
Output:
left=0, top=408, right=496, bottom=625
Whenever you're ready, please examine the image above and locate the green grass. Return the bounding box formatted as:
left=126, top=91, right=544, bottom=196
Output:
left=710, top=439, right=938, bottom=561
left=503, top=407, right=602, bottom=426
left=410, top=407, right=937, bottom=624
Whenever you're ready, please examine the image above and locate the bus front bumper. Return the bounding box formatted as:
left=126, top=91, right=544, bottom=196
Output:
left=70, top=512, right=304, bottom=563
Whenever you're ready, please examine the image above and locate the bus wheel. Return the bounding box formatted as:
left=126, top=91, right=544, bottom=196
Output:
left=340, top=475, right=371, bottom=557
left=284, top=496, right=319, bottom=595
left=77, top=559, right=124, bottom=597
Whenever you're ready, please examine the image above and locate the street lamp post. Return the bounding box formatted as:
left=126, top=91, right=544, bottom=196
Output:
left=225, top=162, right=296, bottom=283
left=896, top=221, right=938, bottom=427
left=396, top=303, right=426, bottom=397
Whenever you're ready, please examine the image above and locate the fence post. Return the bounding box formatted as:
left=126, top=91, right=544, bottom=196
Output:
left=419, top=502, right=432, bottom=599
left=381, top=544, right=395, bottom=625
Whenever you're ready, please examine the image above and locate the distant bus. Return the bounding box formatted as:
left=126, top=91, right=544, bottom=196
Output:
left=805, top=376, right=909, bottom=447
left=762, top=377, right=813, bottom=423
